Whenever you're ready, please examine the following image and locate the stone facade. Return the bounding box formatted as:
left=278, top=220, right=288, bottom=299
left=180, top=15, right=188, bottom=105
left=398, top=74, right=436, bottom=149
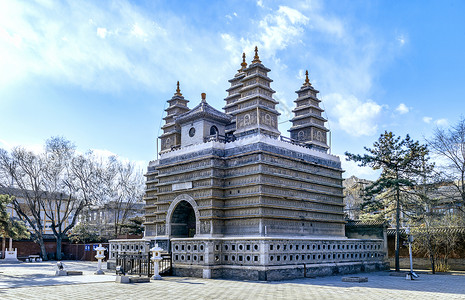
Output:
left=111, top=48, right=388, bottom=280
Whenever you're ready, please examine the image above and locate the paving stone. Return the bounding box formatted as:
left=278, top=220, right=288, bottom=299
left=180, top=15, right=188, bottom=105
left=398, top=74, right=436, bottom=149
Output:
left=1, top=262, right=465, bottom=299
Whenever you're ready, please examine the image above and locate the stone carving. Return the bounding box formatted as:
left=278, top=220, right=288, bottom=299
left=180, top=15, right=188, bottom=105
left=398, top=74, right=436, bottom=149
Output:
left=157, top=224, right=166, bottom=235
left=200, top=221, right=210, bottom=234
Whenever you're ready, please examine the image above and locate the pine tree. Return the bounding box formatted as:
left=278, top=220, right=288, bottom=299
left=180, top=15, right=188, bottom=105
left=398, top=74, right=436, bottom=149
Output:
left=346, top=131, right=432, bottom=272
left=0, top=194, right=29, bottom=245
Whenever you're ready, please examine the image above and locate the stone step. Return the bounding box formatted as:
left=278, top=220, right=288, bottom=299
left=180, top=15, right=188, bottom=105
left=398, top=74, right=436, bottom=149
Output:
left=342, top=277, right=368, bottom=282
left=129, top=277, right=151, bottom=283
left=66, top=271, right=83, bottom=276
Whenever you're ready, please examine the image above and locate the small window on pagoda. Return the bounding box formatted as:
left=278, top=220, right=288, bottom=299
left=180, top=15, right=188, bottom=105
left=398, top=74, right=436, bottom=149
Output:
left=210, top=126, right=218, bottom=136
left=316, top=131, right=322, bottom=142
left=189, top=127, right=196, bottom=137
left=298, top=131, right=304, bottom=140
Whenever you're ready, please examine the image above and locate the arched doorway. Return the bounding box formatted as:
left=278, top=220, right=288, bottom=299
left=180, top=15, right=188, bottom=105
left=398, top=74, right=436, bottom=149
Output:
left=170, top=200, right=196, bottom=238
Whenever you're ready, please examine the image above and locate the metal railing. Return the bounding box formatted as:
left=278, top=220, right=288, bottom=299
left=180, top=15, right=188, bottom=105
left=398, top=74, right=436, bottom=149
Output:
left=116, top=253, right=172, bottom=277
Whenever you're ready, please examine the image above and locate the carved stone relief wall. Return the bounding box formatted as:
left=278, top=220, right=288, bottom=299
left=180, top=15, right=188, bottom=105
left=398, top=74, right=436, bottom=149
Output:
left=236, top=112, right=257, bottom=129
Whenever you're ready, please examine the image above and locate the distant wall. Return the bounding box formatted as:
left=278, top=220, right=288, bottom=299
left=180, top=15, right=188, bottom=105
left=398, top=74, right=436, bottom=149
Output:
left=2, top=237, right=109, bottom=261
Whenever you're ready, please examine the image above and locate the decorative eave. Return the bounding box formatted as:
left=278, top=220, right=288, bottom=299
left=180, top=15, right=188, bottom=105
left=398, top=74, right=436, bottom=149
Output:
left=242, top=72, right=273, bottom=83
left=289, top=123, right=329, bottom=132
left=164, top=104, right=190, bottom=112
left=176, top=94, right=232, bottom=125
left=295, top=85, right=320, bottom=95
left=226, top=84, right=243, bottom=93
left=239, top=83, right=275, bottom=94
left=292, top=104, right=324, bottom=113
left=159, top=130, right=179, bottom=139
left=232, top=103, right=281, bottom=116
left=232, top=94, right=280, bottom=107
left=167, top=95, right=189, bottom=104
left=290, top=113, right=327, bottom=123
left=224, top=93, right=242, bottom=101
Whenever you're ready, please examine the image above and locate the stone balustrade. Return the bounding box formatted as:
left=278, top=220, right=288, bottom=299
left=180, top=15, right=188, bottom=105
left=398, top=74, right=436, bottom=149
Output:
left=108, top=239, right=151, bottom=260
left=171, top=238, right=385, bottom=267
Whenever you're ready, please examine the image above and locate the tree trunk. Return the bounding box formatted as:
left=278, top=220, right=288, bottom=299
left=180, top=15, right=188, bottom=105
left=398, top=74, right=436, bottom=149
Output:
left=430, top=254, right=435, bottom=274
left=56, top=235, right=63, bottom=260
left=428, top=238, right=435, bottom=274
left=37, top=235, right=48, bottom=260
left=426, top=231, right=436, bottom=274
left=395, top=179, right=401, bottom=272
left=1, top=235, right=5, bottom=258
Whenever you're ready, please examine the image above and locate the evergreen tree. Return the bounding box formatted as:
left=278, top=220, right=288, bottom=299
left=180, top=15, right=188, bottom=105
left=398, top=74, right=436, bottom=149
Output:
left=0, top=194, right=29, bottom=243
left=345, top=131, right=433, bottom=272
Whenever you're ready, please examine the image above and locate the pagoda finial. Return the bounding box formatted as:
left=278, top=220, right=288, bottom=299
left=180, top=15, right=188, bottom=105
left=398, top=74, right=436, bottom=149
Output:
left=175, top=81, right=182, bottom=96
left=201, top=92, right=206, bottom=103
left=252, top=46, right=261, bottom=64
left=303, top=70, right=312, bottom=87
left=240, top=52, right=247, bottom=71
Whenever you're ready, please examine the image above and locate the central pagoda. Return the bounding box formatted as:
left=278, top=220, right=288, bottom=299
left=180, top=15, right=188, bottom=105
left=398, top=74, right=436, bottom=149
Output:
left=109, top=47, right=387, bottom=281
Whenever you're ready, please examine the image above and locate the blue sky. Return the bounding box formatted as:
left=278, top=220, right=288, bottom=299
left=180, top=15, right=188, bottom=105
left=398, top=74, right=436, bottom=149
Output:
left=1, top=0, right=464, bottom=179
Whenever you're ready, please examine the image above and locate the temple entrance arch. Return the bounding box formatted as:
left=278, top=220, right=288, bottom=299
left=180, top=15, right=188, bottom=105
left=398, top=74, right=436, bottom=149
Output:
left=166, top=194, right=200, bottom=238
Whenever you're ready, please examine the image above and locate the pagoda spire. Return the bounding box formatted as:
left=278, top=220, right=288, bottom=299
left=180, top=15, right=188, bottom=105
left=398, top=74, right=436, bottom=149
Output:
left=303, top=70, right=312, bottom=87
left=239, top=52, right=247, bottom=71
left=252, top=46, right=261, bottom=64
left=175, top=81, right=182, bottom=96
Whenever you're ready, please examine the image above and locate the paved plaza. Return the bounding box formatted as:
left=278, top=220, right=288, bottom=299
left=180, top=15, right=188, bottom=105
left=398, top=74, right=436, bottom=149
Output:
left=1, top=261, right=465, bottom=299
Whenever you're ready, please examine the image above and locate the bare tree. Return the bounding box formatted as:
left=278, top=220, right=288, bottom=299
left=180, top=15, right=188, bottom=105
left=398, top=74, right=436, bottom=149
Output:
left=427, top=116, right=465, bottom=210
left=0, top=147, right=49, bottom=259
left=0, top=137, right=101, bottom=260
left=98, top=157, right=144, bottom=237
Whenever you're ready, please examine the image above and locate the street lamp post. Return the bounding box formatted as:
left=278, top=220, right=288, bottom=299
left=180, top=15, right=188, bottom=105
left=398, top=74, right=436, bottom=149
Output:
left=405, top=227, right=418, bottom=280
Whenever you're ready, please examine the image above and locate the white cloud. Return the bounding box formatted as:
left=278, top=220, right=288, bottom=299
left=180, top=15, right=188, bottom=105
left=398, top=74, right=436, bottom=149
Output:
left=257, top=6, right=309, bottom=55
left=423, top=117, right=448, bottom=127
left=0, top=139, right=12, bottom=151
left=0, top=140, right=43, bottom=154
left=323, top=93, right=383, bottom=136
left=397, top=35, right=406, bottom=46
left=97, top=27, right=107, bottom=39
left=0, top=0, right=395, bottom=125
left=435, top=118, right=449, bottom=127
left=90, top=148, right=117, bottom=159
left=91, top=148, right=147, bottom=172
left=131, top=23, right=148, bottom=39
left=396, top=103, right=409, bottom=114
left=0, top=1, right=233, bottom=96
left=423, top=116, right=432, bottom=123
left=225, top=12, right=238, bottom=21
